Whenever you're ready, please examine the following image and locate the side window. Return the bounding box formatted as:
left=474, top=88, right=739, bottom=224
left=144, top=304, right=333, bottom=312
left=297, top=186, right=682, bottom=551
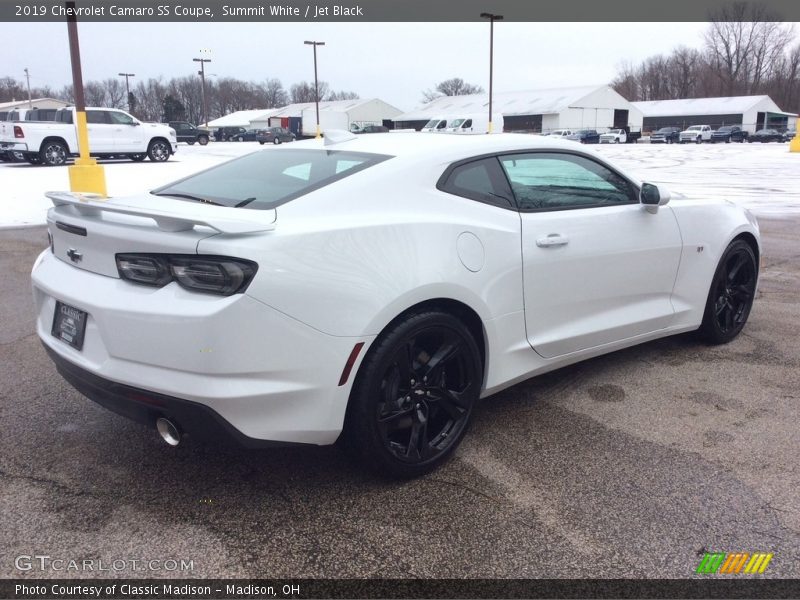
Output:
left=86, top=110, right=108, bottom=124
left=108, top=111, right=135, bottom=125
left=499, top=152, right=635, bottom=211
left=463, top=119, right=473, bottom=129
left=436, top=121, right=447, bottom=130
left=439, top=157, right=513, bottom=208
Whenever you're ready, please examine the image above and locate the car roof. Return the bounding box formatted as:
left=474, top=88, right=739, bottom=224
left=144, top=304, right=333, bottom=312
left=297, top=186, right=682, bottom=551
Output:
left=290, top=131, right=595, bottom=164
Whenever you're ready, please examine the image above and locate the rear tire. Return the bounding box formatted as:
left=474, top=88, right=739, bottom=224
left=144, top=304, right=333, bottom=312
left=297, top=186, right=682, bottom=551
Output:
left=198, top=135, right=209, bottom=146
left=273, top=137, right=281, bottom=145
left=129, top=154, right=147, bottom=162
left=699, top=240, right=757, bottom=345
left=39, top=140, right=68, bottom=166
left=343, top=311, right=482, bottom=479
left=187, top=141, right=195, bottom=146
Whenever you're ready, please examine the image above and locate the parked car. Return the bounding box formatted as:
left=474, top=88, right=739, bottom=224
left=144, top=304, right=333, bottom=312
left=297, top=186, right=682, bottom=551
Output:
left=0, top=107, right=177, bottom=165
left=34, top=133, right=760, bottom=478
left=214, top=127, right=248, bottom=142
left=748, top=129, right=783, bottom=143
left=168, top=121, right=210, bottom=145
left=782, top=129, right=797, bottom=142
left=256, top=127, right=296, bottom=145
left=649, top=127, right=681, bottom=144
left=546, top=129, right=573, bottom=138
left=565, top=129, right=599, bottom=144
left=679, top=125, right=713, bottom=144
left=710, top=126, right=748, bottom=143
left=599, top=129, right=627, bottom=144
left=356, top=125, right=390, bottom=133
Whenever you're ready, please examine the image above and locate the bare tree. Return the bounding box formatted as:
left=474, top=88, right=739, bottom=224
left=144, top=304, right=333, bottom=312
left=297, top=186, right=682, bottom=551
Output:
left=421, top=77, right=484, bottom=103
left=704, top=2, right=795, bottom=95
left=290, top=80, right=331, bottom=103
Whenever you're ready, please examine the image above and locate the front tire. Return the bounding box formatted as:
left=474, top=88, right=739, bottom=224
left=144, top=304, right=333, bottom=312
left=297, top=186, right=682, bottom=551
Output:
left=344, top=311, right=482, bottom=478
left=699, top=240, right=757, bottom=344
left=147, top=139, right=170, bottom=162
left=40, top=141, right=68, bottom=166
left=198, top=135, right=209, bottom=146
left=273, top=137, right=281, bottom=145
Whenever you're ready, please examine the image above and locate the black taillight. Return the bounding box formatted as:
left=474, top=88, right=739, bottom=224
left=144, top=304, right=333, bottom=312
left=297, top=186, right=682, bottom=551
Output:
left=116, top=254, right=257, bottom=296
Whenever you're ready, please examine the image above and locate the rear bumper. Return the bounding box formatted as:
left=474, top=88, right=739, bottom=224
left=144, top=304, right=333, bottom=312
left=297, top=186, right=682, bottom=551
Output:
left=32, top=250, right=370, bottom=445
left=43, top=343, right=300, bottom=448
left=0, top=141, right=28, bottom=151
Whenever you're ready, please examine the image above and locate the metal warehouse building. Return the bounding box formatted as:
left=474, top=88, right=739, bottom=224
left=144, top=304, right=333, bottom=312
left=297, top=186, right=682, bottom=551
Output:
left=0, top=97, right=70, bottom=120
left=393, top=85, right=643, bottom=134
left=258, top=98, right=402, bottom=136
left=633, top=96, right=798, bottom=134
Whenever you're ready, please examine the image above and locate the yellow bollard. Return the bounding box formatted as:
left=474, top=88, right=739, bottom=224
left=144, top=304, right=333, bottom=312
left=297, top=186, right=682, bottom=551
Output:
left=790, top=132, right=800, bottom=153
left=67, top=110, right=107, bottom=197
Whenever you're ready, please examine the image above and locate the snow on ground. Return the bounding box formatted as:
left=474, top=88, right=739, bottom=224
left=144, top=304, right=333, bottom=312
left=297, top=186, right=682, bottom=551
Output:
left=1, top=139, right=799, bottom=229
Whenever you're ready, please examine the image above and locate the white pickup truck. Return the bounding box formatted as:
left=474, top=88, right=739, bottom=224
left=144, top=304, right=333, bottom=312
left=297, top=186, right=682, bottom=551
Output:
left=0, top=107, right=177, bottom=166
left=599, top=129, right=628, bottom=144
left=679, top=125, right=713, bottom=144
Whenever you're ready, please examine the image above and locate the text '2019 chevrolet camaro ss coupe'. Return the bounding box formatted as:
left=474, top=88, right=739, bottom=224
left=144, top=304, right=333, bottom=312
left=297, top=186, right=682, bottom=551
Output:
left=32, top=132, right=760, bottom=477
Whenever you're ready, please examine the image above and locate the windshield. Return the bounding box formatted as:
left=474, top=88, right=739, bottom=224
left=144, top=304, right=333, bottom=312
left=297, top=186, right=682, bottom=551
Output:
left=687, top=126, right=702, bottom=131
left=450, top=119, right=465, bottom=128
left=423, top=119, right=440, bottom=128
left=152, top=149, right=392, bottom=210
left=656, top=128, right=673, bottom=133
left=717, top=127, right=733, bottom=132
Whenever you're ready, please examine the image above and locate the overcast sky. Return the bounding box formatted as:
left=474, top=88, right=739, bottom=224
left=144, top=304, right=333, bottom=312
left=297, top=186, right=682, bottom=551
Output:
left=1, top=22, right=710, bottom=110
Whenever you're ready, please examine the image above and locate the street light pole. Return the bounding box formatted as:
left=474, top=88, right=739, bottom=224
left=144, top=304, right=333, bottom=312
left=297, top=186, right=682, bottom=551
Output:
left=304, top=40, right=325, bottom=139
left=193, top=50, right=212, bottom=128
left=118, top=72, right=135, bottom=112
left=480, top=12, right=503, bottom=134
left=24, top=68, right=32, bottom=108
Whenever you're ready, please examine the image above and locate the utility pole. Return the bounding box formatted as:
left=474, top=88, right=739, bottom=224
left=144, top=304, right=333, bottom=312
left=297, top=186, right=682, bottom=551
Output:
left=304, top=40, right=325, bottom=139
left=193, top=49, right=211, bottom=128
left=480, top=12, right=503, bottom=134
left=118, top=72, right=135, bottom=111
left=65, top=0, right=106, bottom=196
left=24, top=68, right=32, bottom=108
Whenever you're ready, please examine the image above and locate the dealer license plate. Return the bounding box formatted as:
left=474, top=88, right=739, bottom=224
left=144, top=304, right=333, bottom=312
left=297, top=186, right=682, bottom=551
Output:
left=51, top=301, right=87, bottom=350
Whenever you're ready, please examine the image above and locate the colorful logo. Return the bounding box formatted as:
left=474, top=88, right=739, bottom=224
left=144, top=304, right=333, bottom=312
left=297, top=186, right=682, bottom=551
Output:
left=696, top=552, right=773, bottom=574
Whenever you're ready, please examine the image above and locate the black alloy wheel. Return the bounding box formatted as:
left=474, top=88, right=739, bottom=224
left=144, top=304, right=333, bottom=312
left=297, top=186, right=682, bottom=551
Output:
left=344, top=311, right=482, bottom=478
left=700, top=240, right=757, bottom=344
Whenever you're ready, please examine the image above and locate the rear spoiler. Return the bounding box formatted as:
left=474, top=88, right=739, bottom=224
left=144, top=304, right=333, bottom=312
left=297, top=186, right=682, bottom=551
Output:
left=46, top=191, right=276, bottom=234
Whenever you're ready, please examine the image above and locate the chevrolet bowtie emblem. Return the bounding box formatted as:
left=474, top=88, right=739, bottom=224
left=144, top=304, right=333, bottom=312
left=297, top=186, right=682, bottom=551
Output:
left=66, top=248, right=83, bottom=263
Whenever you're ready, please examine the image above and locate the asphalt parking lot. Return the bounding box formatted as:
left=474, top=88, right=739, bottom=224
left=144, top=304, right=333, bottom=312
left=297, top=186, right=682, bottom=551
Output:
left=1, top=211, right=798, bottom=579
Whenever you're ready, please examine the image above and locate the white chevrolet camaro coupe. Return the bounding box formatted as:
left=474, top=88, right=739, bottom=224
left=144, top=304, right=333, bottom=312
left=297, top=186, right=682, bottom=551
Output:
left=32, top=132, right=760, bottom=477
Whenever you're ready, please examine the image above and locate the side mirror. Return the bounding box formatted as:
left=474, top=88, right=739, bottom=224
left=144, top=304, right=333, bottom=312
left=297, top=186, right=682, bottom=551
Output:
left=130, top=121, right=140, bottom=126
left=640, top=182, right=671, bottom=213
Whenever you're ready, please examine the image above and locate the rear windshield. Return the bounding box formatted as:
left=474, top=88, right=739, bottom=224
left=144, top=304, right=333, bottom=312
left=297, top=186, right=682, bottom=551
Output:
left=152, top=148, right=392, bottom=210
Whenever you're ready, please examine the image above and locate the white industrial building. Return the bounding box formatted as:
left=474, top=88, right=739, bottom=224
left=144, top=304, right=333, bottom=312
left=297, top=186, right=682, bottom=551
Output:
left=393, top=85, right=643, bottom=134
left=206, top=109, right=279, bottom=129
left=259, top=98, right=403, bottom=136
left=633, top=95, right=797, bottom=133
left=0, top=97, right=70, bottom=119
left=206, top=98, right=402, bottom=137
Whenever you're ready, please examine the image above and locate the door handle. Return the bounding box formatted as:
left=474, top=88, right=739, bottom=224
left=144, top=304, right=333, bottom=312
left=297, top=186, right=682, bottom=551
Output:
left=536, top=234, right=569, bottom=247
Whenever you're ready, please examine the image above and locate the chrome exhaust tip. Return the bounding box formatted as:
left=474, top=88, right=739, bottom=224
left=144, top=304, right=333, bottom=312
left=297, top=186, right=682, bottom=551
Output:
left=156, top=417, right=181, bottom=446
